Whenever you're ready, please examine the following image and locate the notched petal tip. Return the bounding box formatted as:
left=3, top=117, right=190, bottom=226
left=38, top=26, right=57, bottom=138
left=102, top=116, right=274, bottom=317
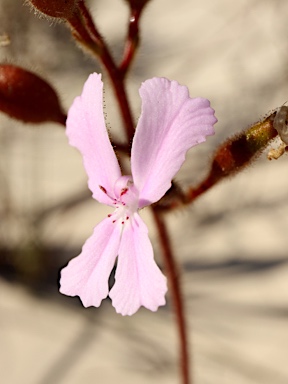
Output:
left=59, top=258, right=104, bottom=308
left=132, top=77, right=217, bottom=206
left=112, top=276, right=167, bottom=316
left=109, top=215, right=168, bottom=316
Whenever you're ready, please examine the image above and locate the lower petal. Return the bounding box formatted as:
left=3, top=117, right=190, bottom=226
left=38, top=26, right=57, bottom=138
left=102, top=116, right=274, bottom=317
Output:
left=109, top=213, right=167, bottom=316
left=60, top=217, right=121, bottom=308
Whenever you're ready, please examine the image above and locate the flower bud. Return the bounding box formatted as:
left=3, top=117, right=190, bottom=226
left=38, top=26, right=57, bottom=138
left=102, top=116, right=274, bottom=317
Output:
left=0, top=64, right=66, bottom=125
left=28, top=0, right=78, bottom=19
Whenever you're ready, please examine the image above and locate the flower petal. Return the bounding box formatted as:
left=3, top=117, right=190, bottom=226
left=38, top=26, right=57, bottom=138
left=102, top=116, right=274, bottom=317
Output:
left=60, top=217, right=121, bottom=307
left=131, top=77, right=217, bottom=207
left=109, top=213, right=167, bottom=316
left=67, top=73, right=121, bottom=205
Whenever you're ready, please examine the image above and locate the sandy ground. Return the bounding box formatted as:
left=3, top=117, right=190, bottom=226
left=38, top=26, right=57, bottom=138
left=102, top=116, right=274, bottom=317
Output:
left=0, top=0, right=288, bottom=383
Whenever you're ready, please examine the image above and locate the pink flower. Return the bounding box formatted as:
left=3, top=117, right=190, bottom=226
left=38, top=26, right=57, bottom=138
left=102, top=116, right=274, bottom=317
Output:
left=60, top=73, right=217, bottom=315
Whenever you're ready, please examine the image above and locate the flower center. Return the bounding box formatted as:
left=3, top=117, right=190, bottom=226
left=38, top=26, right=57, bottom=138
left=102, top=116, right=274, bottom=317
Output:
left=102, top=176, right=139, bottom=225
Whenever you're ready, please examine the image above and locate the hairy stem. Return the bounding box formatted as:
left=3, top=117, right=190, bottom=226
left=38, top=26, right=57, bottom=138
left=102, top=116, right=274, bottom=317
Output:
left=155, top=112, right=279, bottom=212
left=152, top=208, right=191, bottom=384
left=67, top=3, right=135, bottom=142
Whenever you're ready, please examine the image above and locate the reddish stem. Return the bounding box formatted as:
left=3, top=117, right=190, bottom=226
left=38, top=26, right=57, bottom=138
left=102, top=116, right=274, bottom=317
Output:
left=152, top=208, right=191, bottom=384
left=67, top=3, right=135, bottom=143
left=67, top=11, right=95, bottom=49
left=77, top=0, right=104, bottom=43
left=99, top=52, right=135, bottom=144
left=155, top=113, right=279, bottom=212
left=120, top=7, right=142, bottom=77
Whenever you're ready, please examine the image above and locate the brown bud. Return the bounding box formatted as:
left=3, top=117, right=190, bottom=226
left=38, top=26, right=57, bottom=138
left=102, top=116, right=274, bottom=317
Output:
left=28, top=0, right=78, bottom=19
left=0, top=64, right=66, bottom=125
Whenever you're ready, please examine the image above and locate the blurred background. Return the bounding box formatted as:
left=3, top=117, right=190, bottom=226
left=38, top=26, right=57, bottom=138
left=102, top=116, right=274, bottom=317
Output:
left=0, top=0, right=288, bottom=383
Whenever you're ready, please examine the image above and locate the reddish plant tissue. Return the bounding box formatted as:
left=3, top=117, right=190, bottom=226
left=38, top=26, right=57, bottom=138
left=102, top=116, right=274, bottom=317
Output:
left=29, top=0, right=78, bottom=19
left=124, top=0, right=151, bottom=11
left=0, top=65, right=66, bottom=124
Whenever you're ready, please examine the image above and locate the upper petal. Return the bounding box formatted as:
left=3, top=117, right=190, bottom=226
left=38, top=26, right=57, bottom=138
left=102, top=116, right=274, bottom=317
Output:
left=109, top=213, right=167, bottom=316
left=59, top=217, right=121, bottom=308
left=67, top=73, right=121, bottom=205
left=131, top=77, right=217, bottom=207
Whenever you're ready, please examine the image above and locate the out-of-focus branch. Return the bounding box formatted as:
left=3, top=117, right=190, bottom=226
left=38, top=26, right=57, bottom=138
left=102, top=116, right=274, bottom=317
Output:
left=155, top=111, right=279, bottom=212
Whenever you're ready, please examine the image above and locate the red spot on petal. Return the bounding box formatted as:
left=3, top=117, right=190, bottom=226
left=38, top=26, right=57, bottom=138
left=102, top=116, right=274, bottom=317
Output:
left=108, top=214, right=112, bottom=217
left=99, top=185, right=107, bottom=194
left=126, top=216, right=129, bottom=220
left=121, top=221, right=124, bottom=224
left=112, top=220, right=116, bottom=223
left=120, top=188, right=128, bottom=196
